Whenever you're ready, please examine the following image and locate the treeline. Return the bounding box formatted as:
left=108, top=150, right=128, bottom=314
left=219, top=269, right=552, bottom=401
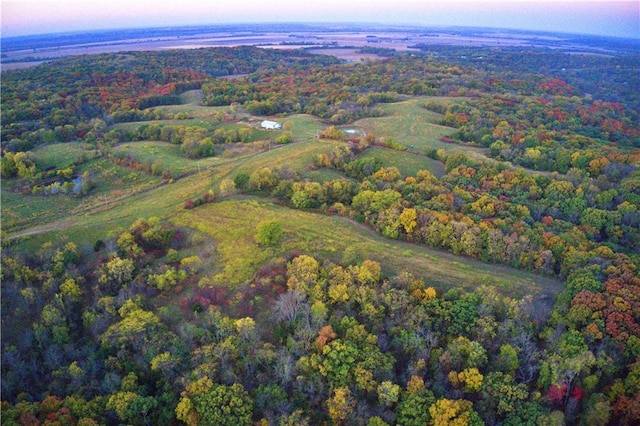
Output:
left=1, top=216, right=638, bottom=424
left=233, top=139, right=639, bottom=278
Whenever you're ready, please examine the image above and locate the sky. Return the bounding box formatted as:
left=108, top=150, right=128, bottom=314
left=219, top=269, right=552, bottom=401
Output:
left=2, top=0, right=639, bottom=39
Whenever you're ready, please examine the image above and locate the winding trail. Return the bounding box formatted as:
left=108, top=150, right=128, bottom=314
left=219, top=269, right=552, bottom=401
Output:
left=7, top=219, right=75, bottom=240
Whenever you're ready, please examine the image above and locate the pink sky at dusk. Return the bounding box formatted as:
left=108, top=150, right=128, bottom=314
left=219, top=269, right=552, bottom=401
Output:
left=2, top=0, right=639, bottom=38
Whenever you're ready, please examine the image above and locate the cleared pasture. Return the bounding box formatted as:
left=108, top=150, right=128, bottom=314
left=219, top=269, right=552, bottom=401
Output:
left=30, top=143, right=97, bottom=170
left=112, top=117, right=222, bottom=131
left=2, top=156, right=160, bottom=234
left=218, top=138, right=345, bottom=180
left=4, top=94, right=560, bottom=301
left=304, top=168, right=349, bottom=183
left=359, top=146, right=446, bottom=178
left=355, top=96, right=485, bottom=155
left=175, top=198, right=562, bottom=297
left=4, top=132, right=340, bottom=238
left=6, top=169, right=214, bottom=247
left=1, top=189, right=82, bottom=233
left=113, top=141, right=220, bottom=175
left=279, top=114, right=326, bottom=141
left=179, top=89, right=205, bottom=105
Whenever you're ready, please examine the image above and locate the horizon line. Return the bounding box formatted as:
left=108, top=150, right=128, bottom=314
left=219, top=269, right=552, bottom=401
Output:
left=3, top=21, right=639, bottom=41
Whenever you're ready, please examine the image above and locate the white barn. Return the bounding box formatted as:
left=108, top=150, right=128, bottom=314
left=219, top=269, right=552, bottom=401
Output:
left=261, top=120, right=282, bottom=130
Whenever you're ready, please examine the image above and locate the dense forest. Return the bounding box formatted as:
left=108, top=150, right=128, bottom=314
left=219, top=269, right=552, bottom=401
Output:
left=1, top=41, right=639, bottom=425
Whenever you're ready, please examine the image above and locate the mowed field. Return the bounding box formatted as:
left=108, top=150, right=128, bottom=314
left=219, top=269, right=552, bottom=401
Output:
left=354, top=96, right=490, bottom=160
left=176, top=198, right=560, bottom=298
left=31, top=143, right=99, bottom=169
left=4, top=95, right=562, bottom=298
left=113, top=141, right=219, bottom=176
left=359, top=146, right=446, bottom=178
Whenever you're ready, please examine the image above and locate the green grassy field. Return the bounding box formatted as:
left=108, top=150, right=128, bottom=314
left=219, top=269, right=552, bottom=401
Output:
left=31, top=143, right=97, bottom=170
left=149, top=90, right=226, bottom=117
left=174, top=90, right=328, bottom=141
left=215, top=139, right=345, bottom=181
left=74, top=158, right=162, bottom=208
left=2, top=156, right=161, bottom=234
left=5, top=154, right=562, bottom=299
left=304, top=168, right=349, bottom=183
left=1, top=189, right=82, bottom=233
left=179, top=89, right=204, bottom=105
left=6, top=169, right=213, bottom=247
left=359, top=146, right=446, bottom=178
left=113, top=141, right=221, bottom=175
left=113, top=117, right=228, bottom=132
left=112, top=112, right=322, bottom=145
left=280, top=115, right=326, bottom=141
left=175, top=198, right=561, bottom=297
left=355, top=97, right=486, bottom=156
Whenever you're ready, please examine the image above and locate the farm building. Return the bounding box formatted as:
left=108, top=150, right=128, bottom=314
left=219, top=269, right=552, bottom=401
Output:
left=261, top=120, right=282, bottom=130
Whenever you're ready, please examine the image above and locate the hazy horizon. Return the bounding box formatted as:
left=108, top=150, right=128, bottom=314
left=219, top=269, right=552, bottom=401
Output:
left=2, top=0, right=639, bottom=40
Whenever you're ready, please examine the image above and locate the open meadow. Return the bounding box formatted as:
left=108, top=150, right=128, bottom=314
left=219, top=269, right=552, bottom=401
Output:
left=176, top=198, right=560, bottom=297
left=354, top=96, right=486, bottom=157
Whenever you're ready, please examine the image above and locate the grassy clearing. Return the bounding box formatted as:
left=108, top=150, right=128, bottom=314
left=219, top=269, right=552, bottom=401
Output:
left=175, top=198, right=562, bottom=297
left=7, top=169, right=215, bottom=249
left=153, top=92, right=227, bottom=117
left=279, top=115, right=326, bottom=141
left=420, top=96, right=469, bottom=109
left=31, top=143, right=97, bottom=170
left=1, top=189, right=81, bottom=232
left=304, top=168, right=349, bottom=183
left=113, top=141, right=221, bottom=175
left=2, top=157, right=160, bottom=234
left=356, top=97, right=485, bottom=156
left=77, top=158, right=159, bottom=194
left=5, top=96, right=556, bottom=300
left=7, top=137, right=560, bottom=299
left=359, top=146, right=446, bottom=178
left=112, top=117, right=219, bottom=131
left=132, top=101, right=326, bottom=144
left=7, top=191, right=562, bottom=298
left=219, top=139, right=345, bottom=180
